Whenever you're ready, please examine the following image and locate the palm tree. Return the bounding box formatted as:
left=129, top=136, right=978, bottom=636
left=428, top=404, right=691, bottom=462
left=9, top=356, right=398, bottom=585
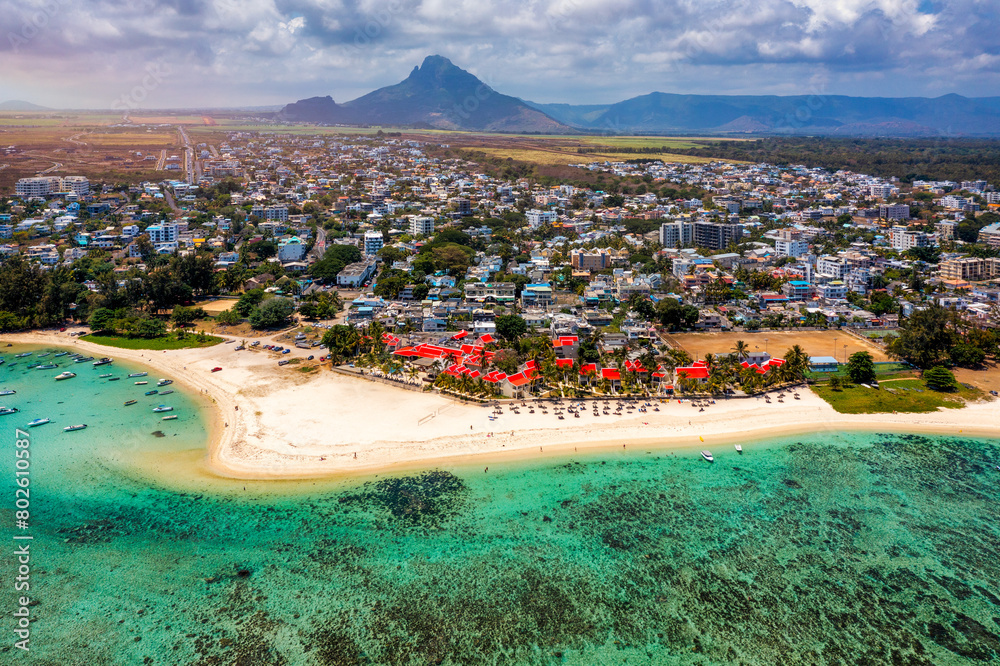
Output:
left=732, top=340, right=750, bottom=362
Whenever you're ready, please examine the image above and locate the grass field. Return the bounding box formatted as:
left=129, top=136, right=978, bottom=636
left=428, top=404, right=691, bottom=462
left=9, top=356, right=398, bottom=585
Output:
left=811, top=378, right=983, bottom=414
left=83, top=332, right=223, bottom=350
left=666, top=330, right=891, bottom=363
left=471, top=147, right=714, bottom=166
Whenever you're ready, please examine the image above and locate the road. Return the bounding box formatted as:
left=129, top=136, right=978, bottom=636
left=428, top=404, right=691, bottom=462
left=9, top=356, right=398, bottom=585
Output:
left=163, top=188, right=181, bottom=213
left=309, top=226, right=327, bottom=260
left=156, top=149, right=167, bottom=170
left=177, top=125, right=195, bottom=184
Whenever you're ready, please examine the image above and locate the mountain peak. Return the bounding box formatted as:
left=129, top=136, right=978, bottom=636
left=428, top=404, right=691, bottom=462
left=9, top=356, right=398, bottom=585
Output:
left=419, top=54, right=455, bottom=70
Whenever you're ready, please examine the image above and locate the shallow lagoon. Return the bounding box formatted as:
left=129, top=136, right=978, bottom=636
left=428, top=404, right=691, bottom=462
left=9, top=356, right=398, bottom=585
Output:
left=1, top=345, right=999, bottom=664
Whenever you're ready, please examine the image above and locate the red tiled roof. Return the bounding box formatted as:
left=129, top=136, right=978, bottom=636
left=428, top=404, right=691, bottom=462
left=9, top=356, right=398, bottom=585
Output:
left=506, top=372, right=530, bottom=387
left=451, top=330, right=469, bottom=340
left=676, top=366, right=709, bottom=380
left=555, top=358, right=574, bottom=368
left=479, top=334, right=494, bottom=344
left=579, top=363, right=597, bottom=375
left=602, top=368, right=621, bottom=381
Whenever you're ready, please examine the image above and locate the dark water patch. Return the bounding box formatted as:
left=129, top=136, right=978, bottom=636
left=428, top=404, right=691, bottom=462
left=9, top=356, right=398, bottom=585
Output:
left=337, top=471, right=467, bottom=526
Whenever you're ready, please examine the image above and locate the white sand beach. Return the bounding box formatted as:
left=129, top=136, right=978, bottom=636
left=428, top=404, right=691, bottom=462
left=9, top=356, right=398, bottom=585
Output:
left=5, top=329, right=999, bottom=480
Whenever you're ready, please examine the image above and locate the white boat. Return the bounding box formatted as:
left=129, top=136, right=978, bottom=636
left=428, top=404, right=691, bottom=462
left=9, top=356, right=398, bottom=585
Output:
left=36, top=364, right=57, bottom=370
left=735, top=444, right=743, bottom=453
left=128, top=372, right=148, bottom=378
left=99, top=373, right=113, bottom=378
left=74, top=356, right=94, bottom=363
left=0, top=407, right=19, bottom=416
left=93, top=357, right=113, bottom=366
left=54, top=352, right=68, bottom=357
left=135, top=381, right=148, bottom=385
left=161, top=415, right=178, bottom=421
left=55, top=371, right=76, bottom=380
left=15, top=352, right=31, bottom=358
left=159, top=390, right=174, bottom=395
left=64, top=424, right=87, bottom=432
left=156, top=379, right=173, bottom=387
left=27, top=418, right=50, bottom=427
left=701, top=450, right=714, bottom=463
left=0, top=389, right=14, bottom=396
left=152, top=405, right=173, bottom=413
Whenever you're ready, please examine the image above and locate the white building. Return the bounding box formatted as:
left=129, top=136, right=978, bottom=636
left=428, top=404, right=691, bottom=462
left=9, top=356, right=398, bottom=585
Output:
left=363, top=230, right=384, bottom=257
left=409, top=216, right=435, bottom=236
left=890, top=226, right=932, bottom=251
left=659, top=220, right=693, bottom=248
left=277, top=237, right=306, bottom=262
left=337, top=260, right=377, bottom=287
left=61, top=176, right=90, bottom=197
left=15, top=177, right=62, bottom=198
left=775, top=238, right=810, bottom=258
left=526, top=209, right=557, bottom=229
left=146, top=223, right=178, bottom=244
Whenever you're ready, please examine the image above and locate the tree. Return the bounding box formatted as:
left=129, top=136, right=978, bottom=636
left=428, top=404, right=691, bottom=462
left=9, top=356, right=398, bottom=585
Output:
left=845, top=351, right=877, bottom=384
left=828, top=376, right=842, bottom=391
left=171, top=306, right=206, bottom=328
left=732, top=339, right=750, bottom=361
left=311, top=245, right=362, bottom=281
left=495, top=314, right=528, bottom=343
left=923, top=366, right=957, bottom=392
left=234, top=289, right=266, bottom=316
left=249, top=297, right=295, bottom=329
left=949, top=343, right=986, bottom=368
left=886, top=306, right=956, bottom=369
left=215, top=309, right=242, bottom=326
left=88, top=308, right=117, bottom=333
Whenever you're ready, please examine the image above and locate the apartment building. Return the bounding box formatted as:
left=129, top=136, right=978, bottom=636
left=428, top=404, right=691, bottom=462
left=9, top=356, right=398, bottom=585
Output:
left=659, top=220, right=693, bottom=248
left=890, top=226, right=933, bottom=251
left=940, top=257, right=1000, bottom=282
left=571, top=249, right=611, bottom=271
left=409, top=216, right=435, bottom=236
left=363, top=230, right=384, bottom=257
left=692, top=221, right=743, bottom=251
left=879, top=204, right=910, bottom=220
left=526, top=209, right=558, bottom=229
left=464, top=282, right=516, bottom=304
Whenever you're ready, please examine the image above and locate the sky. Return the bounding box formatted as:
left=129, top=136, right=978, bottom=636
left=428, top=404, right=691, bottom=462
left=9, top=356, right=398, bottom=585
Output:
left=1, top=0, right=999, bottom=109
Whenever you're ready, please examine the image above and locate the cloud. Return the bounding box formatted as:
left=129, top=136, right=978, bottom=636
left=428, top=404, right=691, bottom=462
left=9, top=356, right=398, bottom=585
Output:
left=0, top=0, right=996, bottom=108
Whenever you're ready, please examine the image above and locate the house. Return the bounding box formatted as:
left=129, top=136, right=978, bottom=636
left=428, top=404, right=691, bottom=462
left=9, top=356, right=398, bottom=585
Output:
left=809, top=356, right=840, bottom=372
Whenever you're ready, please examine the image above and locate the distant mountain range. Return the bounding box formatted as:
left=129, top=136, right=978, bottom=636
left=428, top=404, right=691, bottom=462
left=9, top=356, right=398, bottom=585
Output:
left=280, top=56, right=1000, bottom=136
left=279, top=55, right=569, bottom=133
left=0, top=100, right=51, bottom=111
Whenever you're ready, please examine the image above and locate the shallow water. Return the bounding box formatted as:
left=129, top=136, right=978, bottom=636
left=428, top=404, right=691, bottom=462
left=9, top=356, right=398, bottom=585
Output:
left=1, top=346, right=999, bottom=664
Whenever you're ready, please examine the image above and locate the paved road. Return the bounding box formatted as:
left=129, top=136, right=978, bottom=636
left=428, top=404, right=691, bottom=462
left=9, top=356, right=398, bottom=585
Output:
left=177, top=126, right=194, bottom=184
left=309, top=226, right=327, bottom=260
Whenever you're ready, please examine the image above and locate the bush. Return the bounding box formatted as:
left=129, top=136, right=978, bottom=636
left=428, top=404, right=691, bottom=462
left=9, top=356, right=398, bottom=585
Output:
left=249, top=297, right=295, bottom=329
left=924, top=366, right=957, bottom=392
left=215, top=309, right=243, bottom=326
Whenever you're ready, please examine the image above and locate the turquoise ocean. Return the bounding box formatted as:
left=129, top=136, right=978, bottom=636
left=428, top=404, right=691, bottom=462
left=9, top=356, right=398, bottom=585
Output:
left=1, top=343, right=999, bottom=665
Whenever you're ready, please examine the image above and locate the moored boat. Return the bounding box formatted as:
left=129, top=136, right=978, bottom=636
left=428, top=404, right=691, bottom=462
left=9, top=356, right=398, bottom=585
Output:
left=145, top=390, right=158, bottom=396
left=135, top=381, right=148, bottom=385
left=701, top=450, right=714, bottom=463
left=128, top=372, right=148, bottom=378
left=735, top=444, right=743, bottom=453
left=159, top=390, right=173, bottom=395
left=156, top=379, right=173, bottom=386
left=36, top=364, right=57, bottom=369
left=161, top=415, right=178, bottom=420
left=99, top=373, right=113, bottom=378
left=54, top=352, right=68, bottom=357
left=74, top=356, right=95, bottom=363
left=64, top=424, right=87, bottom=432
left=93, top=358, right=113, bottom=366
left=27, top=418, right=50, bottom=427
left=0, top=407, right=19, bottom=416
left=124, top=400, right=137, bottom=406
left=152, top=405, right=173, bottom=413
left=15, top=352, right=31, bottom=358
left=0, top=389, right=15, bottom=396
left=107, top=377, right=120, bottom=381
left=55, top=371, right=76, bottom=380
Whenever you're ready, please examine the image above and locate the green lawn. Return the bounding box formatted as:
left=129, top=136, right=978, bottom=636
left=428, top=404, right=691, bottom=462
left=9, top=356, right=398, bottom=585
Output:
left=805, top=363, right=915, bottom=381
left=812, top=378, right=983, bottom=414
left=82, top=333, right=224, bottom=350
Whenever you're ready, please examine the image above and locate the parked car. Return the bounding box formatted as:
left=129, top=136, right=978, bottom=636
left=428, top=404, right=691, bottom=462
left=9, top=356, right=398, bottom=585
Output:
left=211, top=367, right=222, bottom=372
left=282, top=349, right=290, bottom=354
left=250, top=341, right=260, bottom=347
left=278, top=360, right=290, bottom=366
left=307, top=355, right=314, bottom=361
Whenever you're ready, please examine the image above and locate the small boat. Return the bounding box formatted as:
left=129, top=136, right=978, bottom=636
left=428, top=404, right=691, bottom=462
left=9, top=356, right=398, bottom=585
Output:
left=135, top=381, right=148, bottom=385
left=735, top=444, right=743, bottom=453
left=64, top=424, right=87, bottom=432
left=107, top=377, right=120, bottom=381
left=74, top=356, right=95, bottom=363
left=0, top=389, right=14, bottom=396
left=159, top=390, right=174, bottom=396
left=701, top=450, right=714, bottom=463
left=161, top=415, right=178, bottom=420
left=152, top=405, right=173, bottom=413
left=128, top=372, right=148, bottom=378
left=36, top=364, right=57, bottom=370
left=27, top=418, right=50, bottom=427
left=156, top=379, right=173, bottom=386
left=93, top=358, right=113, bottom=366
left=0, top=407, right=19, bottom=416
left=37, top=353, right=50, bottom=358
left=0, top=359, right=4, bottom=364
left=15, top=352, right=31, bottom=358
left=54, top=352, right=68, bottom=357
left=99, top=373, right=113, bottom=378
left=145, top=390, right=158, bottom=396
left=55, top=371, right=76, bottom=380
left=124, top=400, right=137, bottom=406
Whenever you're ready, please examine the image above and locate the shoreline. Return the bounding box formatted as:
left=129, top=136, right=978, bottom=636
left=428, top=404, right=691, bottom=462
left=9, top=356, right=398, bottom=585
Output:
left=4, top=329, right=999, bottom=484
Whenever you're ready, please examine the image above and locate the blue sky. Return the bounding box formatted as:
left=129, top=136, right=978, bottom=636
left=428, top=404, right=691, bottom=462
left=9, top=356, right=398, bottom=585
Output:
left=1, top=0, right=998, bottom=108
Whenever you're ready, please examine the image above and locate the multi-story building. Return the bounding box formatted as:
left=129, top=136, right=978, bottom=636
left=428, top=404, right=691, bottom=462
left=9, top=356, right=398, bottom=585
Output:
left=464, top=282, right=516, bottom=304
left=659, top=220, right=693, bottom=248
left=15, top=177, right=62, bottom=198
left=692, top=221, right=743, bottom=251
left=890, top=226, right=933, bottom=251
left=940, top=257, right=1000, bottom=282
left=571, top=249, right=610, bottom=271
left=409, top=216, right=434, bottom=236
left=775, top=238, right=809, bottom=258
left=521, top=283, right=554, bottom=308
left=450, top=198, right=472, bottom=216
left=146, top=223, right=178, bottom=244
left=816, top=255, right=847, bottom=279
left=363, top=230, right=384, bottom=257
left=979, top=223, right=1000, bottom=248
left=936, top=220, right=958, bottom=240
left=879, top=204, right=910, bottom=220
left=336, top=260, right=377, bottom=288
left=526, top=209, right=558, bottom=229
left=816, top=281, right=848, bottom=300
left=277, top=237, right=305, bottom=262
